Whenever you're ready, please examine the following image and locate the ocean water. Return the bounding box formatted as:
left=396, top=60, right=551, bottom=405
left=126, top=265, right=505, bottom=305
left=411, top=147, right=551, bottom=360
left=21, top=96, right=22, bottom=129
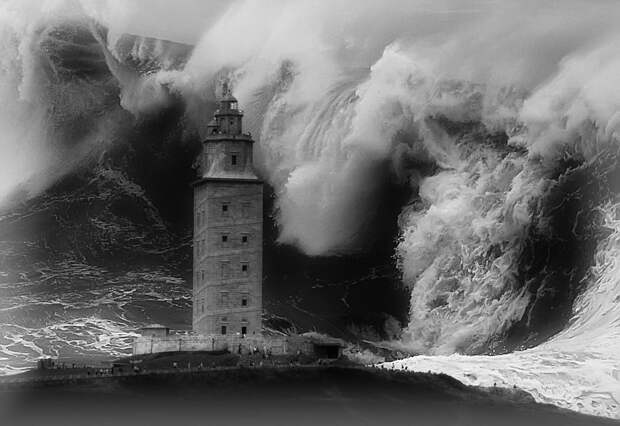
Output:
left=1, top=2, right=620, bottom=421
left=382, top=202, right=620, bottom=419
left=0, top=260, right=191, bottom=375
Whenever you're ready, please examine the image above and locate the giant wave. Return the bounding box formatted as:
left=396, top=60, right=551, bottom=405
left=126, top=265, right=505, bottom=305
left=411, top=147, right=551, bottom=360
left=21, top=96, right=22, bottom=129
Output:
left=0, top=0, right=619, bottom=419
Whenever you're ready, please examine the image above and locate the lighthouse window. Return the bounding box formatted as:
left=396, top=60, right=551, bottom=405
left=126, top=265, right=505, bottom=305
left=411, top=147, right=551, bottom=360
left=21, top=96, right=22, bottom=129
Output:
left=220, top=292, right=229, bottom=306
left=231, top=154, right=238, bottom=166
left=220, top=261, right=231, bottom=279
left=241, top=326, right=247, bottom=335
left=241, top=262, right=249, bottom=273
left=241, top=234, right=248, bottom=244
left=221, top=326, right=227, bottom=335
left=241, top=202, right=251, bottom=218
left=241, top=297, right=248, bottom=306
left=221, top=234, right=228, bottom=243
left=221, top=203, right=230, bottom=216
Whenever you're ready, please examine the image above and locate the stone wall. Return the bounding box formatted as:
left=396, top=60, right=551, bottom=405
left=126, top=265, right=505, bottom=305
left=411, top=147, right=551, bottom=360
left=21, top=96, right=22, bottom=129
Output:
left=193, top=180, right=263, bottom=336
left=132, top=334, right=290, bottom=356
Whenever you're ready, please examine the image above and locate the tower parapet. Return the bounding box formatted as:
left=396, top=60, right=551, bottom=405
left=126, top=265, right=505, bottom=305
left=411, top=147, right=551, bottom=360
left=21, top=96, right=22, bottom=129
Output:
left=200, top=86, right=258, bottom=180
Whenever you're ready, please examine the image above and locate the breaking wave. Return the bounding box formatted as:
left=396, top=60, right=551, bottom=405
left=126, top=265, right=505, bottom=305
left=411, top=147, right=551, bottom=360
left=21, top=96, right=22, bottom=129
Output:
left=1, top=0, right=620, bottom=419
left=384, top=201, right=620, bottom=418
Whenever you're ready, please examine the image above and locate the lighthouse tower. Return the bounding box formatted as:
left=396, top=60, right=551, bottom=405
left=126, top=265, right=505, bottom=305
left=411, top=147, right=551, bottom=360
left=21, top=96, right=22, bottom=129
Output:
left=193, top=85, right=263, bottom=337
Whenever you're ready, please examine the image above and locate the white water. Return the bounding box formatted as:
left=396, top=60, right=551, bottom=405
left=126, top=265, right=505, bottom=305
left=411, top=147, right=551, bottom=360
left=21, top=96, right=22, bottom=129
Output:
left=1, top=0, right=620, bottom=419
left=384, top=202, right=620, bottom=418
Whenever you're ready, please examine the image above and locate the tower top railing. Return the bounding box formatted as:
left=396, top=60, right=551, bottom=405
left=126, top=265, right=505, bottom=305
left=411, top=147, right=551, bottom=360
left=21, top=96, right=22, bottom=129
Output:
left=204, top=131, right=253, bottom=139
left=214, top=108, right=244, bottom=115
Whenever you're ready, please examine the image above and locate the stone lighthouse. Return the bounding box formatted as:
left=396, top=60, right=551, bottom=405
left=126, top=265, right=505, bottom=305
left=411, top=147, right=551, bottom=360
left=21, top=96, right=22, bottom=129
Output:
left=192, top=84, right=263, bottom=337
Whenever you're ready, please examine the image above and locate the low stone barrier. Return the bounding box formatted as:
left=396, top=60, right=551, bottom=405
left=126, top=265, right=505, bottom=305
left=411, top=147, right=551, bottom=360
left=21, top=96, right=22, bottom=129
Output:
left=132, top=334, right=290, bottom=356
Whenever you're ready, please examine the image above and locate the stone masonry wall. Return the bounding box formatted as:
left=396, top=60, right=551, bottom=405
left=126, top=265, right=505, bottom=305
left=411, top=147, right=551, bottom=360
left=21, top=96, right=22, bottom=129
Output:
left=132, top=334, right=291, bottom=356
left=193, top=180, right=263, bottom=336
